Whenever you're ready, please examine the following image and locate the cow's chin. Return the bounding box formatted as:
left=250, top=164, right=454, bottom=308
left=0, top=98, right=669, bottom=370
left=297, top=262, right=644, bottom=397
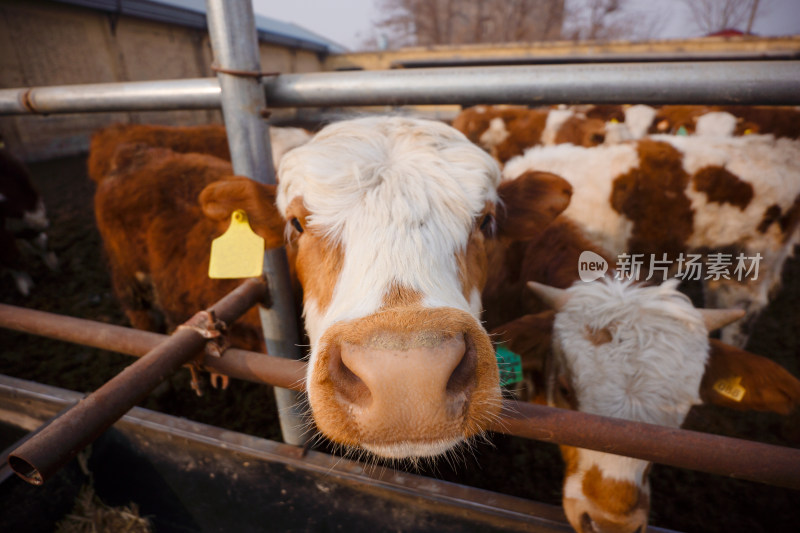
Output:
left=362, top=438, right=463, bottom=460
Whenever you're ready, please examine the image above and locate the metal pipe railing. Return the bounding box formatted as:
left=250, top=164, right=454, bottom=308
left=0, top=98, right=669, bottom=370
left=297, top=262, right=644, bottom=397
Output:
left=6, top=278, right=268, bottom=485
left=262, top=60, right=800, bottom=107
left=205, top=0, right=308, bottom=447
left=496, top=402, right=800, bottom=491
left=1, top=60, right=798, bottom=115
left=2, top=303, right=799, bottom=490
left=0, top=303, right=305, bottom=391
left=0, top=78, right=220, bottom=115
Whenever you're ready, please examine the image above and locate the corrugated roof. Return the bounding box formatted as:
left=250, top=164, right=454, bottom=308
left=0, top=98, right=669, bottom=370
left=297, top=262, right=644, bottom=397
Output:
left=52, top=0, right=346, bottom=54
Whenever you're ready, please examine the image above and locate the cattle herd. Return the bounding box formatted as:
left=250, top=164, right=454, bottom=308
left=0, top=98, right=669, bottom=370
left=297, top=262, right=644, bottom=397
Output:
left=3, top=103, right=800, bottom=533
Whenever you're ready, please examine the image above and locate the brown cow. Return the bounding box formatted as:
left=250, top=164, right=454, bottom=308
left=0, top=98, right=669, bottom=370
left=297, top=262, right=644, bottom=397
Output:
left=88, top=122, right=310, bottom=182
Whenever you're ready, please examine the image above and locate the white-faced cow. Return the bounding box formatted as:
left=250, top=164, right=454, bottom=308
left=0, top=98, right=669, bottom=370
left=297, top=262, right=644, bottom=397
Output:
left=95, top=116, right=573, bottom=459
left=512, top=278, right=800, bottom=533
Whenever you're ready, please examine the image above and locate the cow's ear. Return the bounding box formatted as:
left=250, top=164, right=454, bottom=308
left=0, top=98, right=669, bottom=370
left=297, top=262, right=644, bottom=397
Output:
left=495, top=171, right=572, bottom=242
left=200, top=177, right=285, bottom=249
left=700, top=339, right=800, bottom=414
left=490, top=311, right=555, bottom=371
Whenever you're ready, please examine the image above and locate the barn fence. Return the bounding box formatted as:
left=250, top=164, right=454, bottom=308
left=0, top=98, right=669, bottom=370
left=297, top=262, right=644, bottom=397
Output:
left=1, top=0, right=799, bottom=516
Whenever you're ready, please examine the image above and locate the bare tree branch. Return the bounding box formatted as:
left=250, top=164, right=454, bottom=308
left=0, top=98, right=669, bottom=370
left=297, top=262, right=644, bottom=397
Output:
left=369, top=0, right=567, bottom=49
left=679, top=0, right=770, bottom=35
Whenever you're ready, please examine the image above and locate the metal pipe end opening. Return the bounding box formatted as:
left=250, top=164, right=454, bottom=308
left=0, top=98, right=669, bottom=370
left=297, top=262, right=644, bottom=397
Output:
left=8, top=455, right=44, bottom=486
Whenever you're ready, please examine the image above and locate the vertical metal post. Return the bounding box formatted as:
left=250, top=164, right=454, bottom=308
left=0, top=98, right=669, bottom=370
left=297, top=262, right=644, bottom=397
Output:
left=205, top=0, right=308, bottom=446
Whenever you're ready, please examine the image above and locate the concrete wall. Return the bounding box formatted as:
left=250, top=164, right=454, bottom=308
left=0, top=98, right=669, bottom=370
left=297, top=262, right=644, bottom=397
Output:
left=0, top=0, right=326, bottom=161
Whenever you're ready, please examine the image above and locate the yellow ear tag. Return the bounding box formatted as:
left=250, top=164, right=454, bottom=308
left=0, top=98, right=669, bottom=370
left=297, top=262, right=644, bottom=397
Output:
left=713, top=375, right=746, bottom=402
left=208, top=209, right=264, bottom=279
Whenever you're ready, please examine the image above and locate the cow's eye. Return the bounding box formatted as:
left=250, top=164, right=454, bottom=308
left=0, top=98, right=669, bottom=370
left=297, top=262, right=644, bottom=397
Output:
left=290, top=218, right=304, bottom=234
left=479, top=213, right=494, bottom=233
left=557, top=375, right=572, bottom=400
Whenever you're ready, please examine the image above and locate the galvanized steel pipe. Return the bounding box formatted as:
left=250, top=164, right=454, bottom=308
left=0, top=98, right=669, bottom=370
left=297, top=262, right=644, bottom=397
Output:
left=205, top=0, right=307, bottom=446
left=0, top=61, right=798, bottom=115
left=6, top=278, right=268, bottom=485
left=264, top=61, right=800, bottom=106
left=0, top=78, right=220, bottom=115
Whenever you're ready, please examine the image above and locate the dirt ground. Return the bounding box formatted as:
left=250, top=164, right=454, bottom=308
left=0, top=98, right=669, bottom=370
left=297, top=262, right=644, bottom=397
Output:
left=1, top=153, right=798, bottom=532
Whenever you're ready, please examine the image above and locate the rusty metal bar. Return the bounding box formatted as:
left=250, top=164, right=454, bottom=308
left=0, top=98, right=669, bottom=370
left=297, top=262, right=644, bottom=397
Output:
left=2, top=302, right=799, bottom=489
left=6, top=278, right=268, bottom=485
left=493, top=402, right=800, bottom=491
left=0, top=304, right=305, bottom=391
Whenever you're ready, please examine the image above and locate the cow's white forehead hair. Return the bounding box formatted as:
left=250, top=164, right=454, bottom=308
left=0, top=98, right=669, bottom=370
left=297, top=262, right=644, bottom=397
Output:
left=276, top=116, right=501, bottom=333
left=554, top=278, right=708, bottom=428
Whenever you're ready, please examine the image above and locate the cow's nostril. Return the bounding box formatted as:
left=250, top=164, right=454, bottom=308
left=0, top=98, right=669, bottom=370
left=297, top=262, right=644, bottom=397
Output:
left=327, top=344, right=371, bottom=406
left=446, top=333, right=476, bottom=395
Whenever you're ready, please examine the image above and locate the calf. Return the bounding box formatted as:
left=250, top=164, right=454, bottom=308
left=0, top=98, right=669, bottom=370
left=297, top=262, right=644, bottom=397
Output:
left=93, top=146, right=272, bottom=350
left=648, top=105, right=800, bottom=139
left=96, top=116, right=573, bottom=459
left=503, top=135, right=800, bottom=347
left=515, top=278, right=800, bottom=533
left=1, top=144, right=57, bottom=295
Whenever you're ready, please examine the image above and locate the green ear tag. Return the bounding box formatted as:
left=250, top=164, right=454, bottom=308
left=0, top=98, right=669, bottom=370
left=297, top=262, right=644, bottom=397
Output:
left=208, top=209, right=264, bottom=279
left=495, top=345, right=523, bottom=387
left=676, top=125, right=689, bottom=136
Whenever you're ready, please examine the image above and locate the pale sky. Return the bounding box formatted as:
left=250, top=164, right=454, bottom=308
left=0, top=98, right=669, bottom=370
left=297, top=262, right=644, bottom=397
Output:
left=251, top=0, right=800, bottom=52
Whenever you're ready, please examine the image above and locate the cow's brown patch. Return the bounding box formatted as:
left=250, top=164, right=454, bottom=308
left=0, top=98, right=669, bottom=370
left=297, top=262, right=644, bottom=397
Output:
left=758, top=204, right=782, bottom=234
left=693, top=166, right=754, bottom=210
left=647, top=106, right=712, bottom=135
left=757, top=194, right=800, bottom=241
left=611, top=140, right=694, bottom=260
left=721, top=105, right=800, bottom=139
left=294, top=230, right=344, bottom=315
left=585, top=104, right=626, bottom=123
left=457, top=228, right=490, bottom=303
left=555, top=116, right=606, bottom=147
left=561, top=445, right=580, bottom=478
left=584, top=325, right=613, bottom=346
left=382, top=281, right=423, bottom=309
left=493, top=110, right=548, bottom=163
left=780, top=194, right=800, bottom=241
left=583, top=465, right=647, bottom=517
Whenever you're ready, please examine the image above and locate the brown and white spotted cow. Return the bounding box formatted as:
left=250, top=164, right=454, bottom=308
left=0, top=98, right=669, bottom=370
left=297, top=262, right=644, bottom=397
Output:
left=503, top=135, right=800, bottom=347
left=452, top=105, right=644, bottom=166
left=648, top=105, right=800, bottom=139
left=455, top=104, right=800, bottom=170
left=95, top=116, right=573, bottom=459
left=497, top=278, right=800, bottom=533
